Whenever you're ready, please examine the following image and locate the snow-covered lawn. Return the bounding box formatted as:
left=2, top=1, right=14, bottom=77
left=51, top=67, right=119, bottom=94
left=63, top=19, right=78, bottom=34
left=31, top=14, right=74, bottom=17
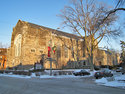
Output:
left=95, top=74, right=125, bottom=89
left=0, top=69, right=93, bottom=79
left=0, top=73, right=31, bottom=78
left=0, top=73, right=91, bottom=79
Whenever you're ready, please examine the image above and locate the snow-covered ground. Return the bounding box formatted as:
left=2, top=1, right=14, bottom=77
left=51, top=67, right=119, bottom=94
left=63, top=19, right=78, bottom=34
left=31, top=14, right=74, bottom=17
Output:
left=95, top=72, right=125, bottom=89
left=0, top=69, right=93, bottom=79
left=0, top=73, right=31, bottom=78
left=0, top=72, right=91, bottom=79
left=1, top=69, right=125, bottom=89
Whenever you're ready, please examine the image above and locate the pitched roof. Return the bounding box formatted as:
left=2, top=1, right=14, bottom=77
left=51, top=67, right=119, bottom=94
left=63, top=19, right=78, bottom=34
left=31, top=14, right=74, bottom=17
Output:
left=22, top=21, right=83, bottom=40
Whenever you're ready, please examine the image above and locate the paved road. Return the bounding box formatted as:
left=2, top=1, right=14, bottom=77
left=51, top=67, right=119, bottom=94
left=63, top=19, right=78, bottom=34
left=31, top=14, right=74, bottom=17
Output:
left=0, top=76, right=125, bottom=94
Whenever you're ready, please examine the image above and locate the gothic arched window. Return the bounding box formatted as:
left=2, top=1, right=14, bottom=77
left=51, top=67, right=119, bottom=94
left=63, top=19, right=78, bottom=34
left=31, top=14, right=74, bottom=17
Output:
left=14, top=34, right=22, bottom=57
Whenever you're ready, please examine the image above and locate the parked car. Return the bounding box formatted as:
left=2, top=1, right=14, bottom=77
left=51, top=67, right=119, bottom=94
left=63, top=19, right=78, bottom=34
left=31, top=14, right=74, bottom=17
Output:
left=94, top=69, right=113, bottom=79
left=116, top=67, right=122, bottom=72
left=121, top=69, right=125, bottom=75
left=94, top=72, right=103, bottom=79
left=73, top=69, right=90, bottom=76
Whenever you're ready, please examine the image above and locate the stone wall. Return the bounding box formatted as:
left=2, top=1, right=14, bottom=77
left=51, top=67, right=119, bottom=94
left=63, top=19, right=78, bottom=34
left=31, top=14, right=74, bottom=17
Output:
left=7, top=20, right=86, bottom=69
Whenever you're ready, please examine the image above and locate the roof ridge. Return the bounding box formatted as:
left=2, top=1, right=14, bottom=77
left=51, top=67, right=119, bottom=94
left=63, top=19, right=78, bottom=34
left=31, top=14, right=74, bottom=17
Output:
left=22, top=20, right=83, bottom=39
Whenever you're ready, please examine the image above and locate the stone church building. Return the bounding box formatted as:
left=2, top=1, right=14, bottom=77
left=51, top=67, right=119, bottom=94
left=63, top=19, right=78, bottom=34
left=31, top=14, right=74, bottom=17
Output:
left=7, top=20, right=89, bottom=69
left=7, top=20, right=120, bottom=70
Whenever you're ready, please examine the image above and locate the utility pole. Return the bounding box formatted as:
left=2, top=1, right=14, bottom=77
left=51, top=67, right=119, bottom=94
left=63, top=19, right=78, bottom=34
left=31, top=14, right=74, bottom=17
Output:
left=50, top=58, right=52, bottom=76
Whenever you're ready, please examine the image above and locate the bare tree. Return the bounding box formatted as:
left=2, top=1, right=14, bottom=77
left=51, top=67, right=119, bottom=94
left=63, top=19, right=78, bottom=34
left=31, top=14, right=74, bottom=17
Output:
left=101, top=0, right=125, bottom=25
left=115, top=0, right=125, bottom=8
left=0, top=42, right=10, bottom=48
left=0, top=42, right=3, bottom=48
left=59, top=0, right=120, bottom=70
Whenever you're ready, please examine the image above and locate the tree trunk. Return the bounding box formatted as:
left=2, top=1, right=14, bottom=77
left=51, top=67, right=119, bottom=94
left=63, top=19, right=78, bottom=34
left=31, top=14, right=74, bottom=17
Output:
left=90, top=52, right=94, bottom=71
left=90, top=44, right=94, bottom=71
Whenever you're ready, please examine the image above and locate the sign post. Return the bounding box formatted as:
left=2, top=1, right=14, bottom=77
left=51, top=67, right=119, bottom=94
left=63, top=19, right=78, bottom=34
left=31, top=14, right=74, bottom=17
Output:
left=47, top=57, right=56, bottom=76
left=50, top=58, right=52, bottom=76
left=47, top=33, right=57, bottom=76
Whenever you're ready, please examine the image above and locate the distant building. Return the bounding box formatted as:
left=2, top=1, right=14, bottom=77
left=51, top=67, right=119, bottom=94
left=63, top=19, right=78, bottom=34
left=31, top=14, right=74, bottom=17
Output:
left=95, top=49, right=120, bottom=66
left=0, top=48, right=7, bottom=70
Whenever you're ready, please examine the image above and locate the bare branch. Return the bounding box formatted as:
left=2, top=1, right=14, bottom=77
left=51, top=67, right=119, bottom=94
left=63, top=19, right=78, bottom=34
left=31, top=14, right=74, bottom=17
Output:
left=58, top=0, right=121, bottom=70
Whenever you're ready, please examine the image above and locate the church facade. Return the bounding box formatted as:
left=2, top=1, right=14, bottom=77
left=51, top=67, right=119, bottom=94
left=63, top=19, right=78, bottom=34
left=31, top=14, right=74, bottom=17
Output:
left=7, top=20, right=89, bottom=69
left=7, top=20, right=120, bottom=70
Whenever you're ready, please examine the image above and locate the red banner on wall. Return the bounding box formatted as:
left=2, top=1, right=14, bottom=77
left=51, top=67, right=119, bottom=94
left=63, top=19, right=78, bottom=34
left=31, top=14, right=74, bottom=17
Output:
left=48, top=47, right=51, bottom=57
left=48, top=47, right=51, bottom=51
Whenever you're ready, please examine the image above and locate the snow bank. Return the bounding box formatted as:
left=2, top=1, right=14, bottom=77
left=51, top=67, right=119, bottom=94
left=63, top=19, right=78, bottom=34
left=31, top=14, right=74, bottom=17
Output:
left=95, top=77, right=108, bottom=83
left=40, top=75, right=79, bottom=78
left=0, top=69, right=94, bottom=79
left=115, top=75, right=125, bottom=81
left=0, top=74, right=31, bottom=78
left=95, top=75, right=125, bottom=89
left=0, top=72, right=92, bottom=79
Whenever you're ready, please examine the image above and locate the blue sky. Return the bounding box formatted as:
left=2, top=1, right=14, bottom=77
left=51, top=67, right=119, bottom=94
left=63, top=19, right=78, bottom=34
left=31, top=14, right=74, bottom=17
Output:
left=0, top=0, right=124, bottom=51
left=0, top=0, right=68, bottom=46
